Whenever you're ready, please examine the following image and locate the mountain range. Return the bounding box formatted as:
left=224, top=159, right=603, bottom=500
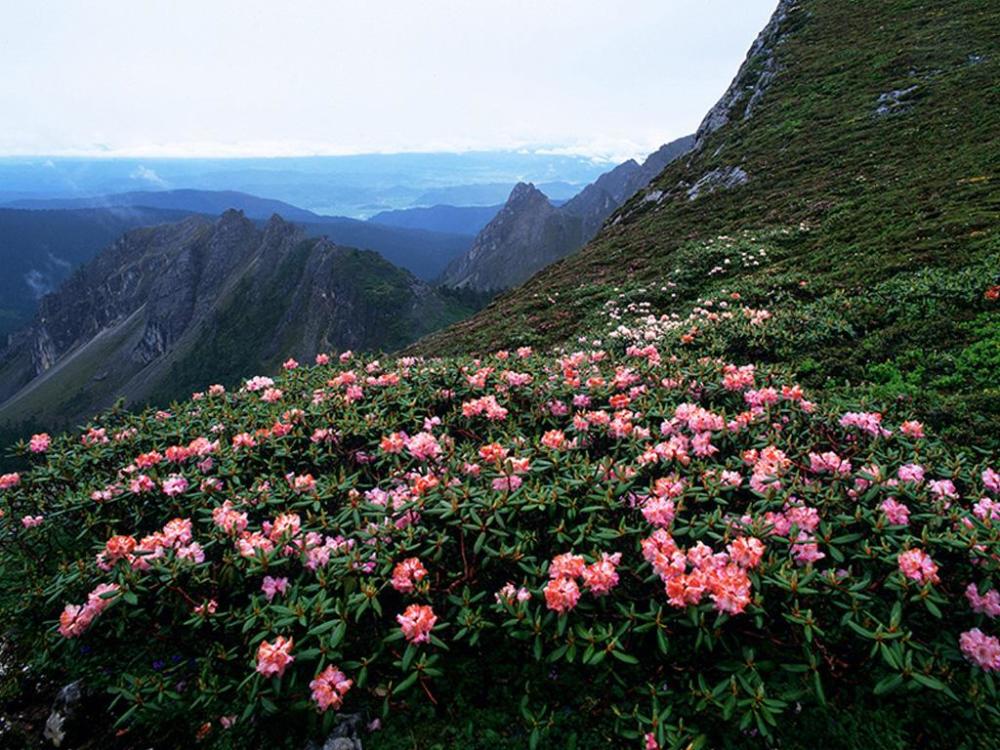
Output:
left=439, top=135, right=694, bottom=290
left=417, top=0, right=999, bottom=444
left=0, top=211, right=476, bottom=430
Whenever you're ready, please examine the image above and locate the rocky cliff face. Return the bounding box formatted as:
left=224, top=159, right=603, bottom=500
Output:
left=438, top=183, right=584, bottom=290
left=439, top=137, right=693, bottom=290
left=0, top=211, right=472, bottom=425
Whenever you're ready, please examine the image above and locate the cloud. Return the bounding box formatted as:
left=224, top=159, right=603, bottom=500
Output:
left=129, top=165, right=167, bottom=188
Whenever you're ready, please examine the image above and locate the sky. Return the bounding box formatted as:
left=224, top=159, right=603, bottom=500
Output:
left=0, top=0, right=778, bottom=163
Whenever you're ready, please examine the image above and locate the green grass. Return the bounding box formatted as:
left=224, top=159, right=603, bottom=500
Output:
left=413, top=0, right=1000, bottom=446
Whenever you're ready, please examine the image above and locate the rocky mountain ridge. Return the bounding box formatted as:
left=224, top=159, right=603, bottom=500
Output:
left=0, top=210, right=474, bottom=427
left=439, top=135, right=693, bottom=290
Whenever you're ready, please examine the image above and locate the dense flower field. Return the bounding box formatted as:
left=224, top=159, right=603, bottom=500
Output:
left=1, top=346, right=999, bottom=747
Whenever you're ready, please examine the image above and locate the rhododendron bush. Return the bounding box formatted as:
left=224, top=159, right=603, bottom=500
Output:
left=1, top=349, right=999, bottom=748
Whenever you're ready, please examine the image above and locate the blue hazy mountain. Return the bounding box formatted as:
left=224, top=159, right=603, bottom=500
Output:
left=0, top=152, right=612, bottom=218
left=369, top=204, right=503, bottom=236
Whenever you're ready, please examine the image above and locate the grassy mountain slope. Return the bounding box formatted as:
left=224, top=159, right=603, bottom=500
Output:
left=0, top=213, right=478, bottom=435
left=415, top=0, right=999, bottom=445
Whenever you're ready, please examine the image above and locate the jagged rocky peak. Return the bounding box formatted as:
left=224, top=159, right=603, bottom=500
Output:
left=693, top=0, right=797, bottom=150
left=506, top=182, right=550, bottom=207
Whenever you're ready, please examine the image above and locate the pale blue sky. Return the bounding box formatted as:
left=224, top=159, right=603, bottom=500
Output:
left=0, top=0, right=777, bottom=161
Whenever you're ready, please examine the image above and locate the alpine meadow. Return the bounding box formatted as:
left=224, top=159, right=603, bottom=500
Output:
left=1, top=1, right=998, bottom=749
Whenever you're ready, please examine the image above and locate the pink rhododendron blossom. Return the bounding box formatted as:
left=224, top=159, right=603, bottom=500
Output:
left=966, top=584, right=1000, bottom=618
left=21, top=515, right=44, bottom=528
left=880, top=498, right=910, bottom=526
left=391, top=557, right=428, bottom=593
left=581, top=553, right=622, bottom=596
left=544, top=576, right=581, bottom=614
left=984, top=468, right=1000, bottom=494
left=898, top=548, right=939, bottom=585
left=29, top=433, right=51, bottom=453
left=58, top=583, right=120, bottom=638
left=310, top=665, right=353, bottom=712
left=256, top=636, right=295, bottom=677
left=162, top=475, right=189, bottom=497
left=549, top=553, right=586, bottom=580
left=897, top=464, right=925, bottom=484
left=261, top=576, right=289, bottom=601
left=899, top=420, right=925, bottom=438
left=397, top=604, right=437, bottom=644
left=959, top=629, right=1000, bottom=672
left=406, top=432, right=441, bottom=462
left=0, top=472, right=20, bottom=490
left=496, top=582, right=531, bottom=605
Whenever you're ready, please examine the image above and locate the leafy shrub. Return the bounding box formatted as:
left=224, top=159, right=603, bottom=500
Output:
left=1, top=349, right=998, bottom=748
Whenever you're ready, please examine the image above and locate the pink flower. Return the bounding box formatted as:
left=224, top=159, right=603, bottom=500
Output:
left=541, top=430, right=568, bottom=450
left=29, top=433, right=51, bottom=453
left=966, top=584, right=1000, bottom=618
left=256, top=636, right=295, bottom=677
left=0, top=472, right=20, bottom=490
left=20, top=515, right=44, bottom=528
left=287, top=473, right=317, bottom=494
left=641, top=496, right=676, bottom=528
left=544, top=577, right=581, bottom=614
left=261, top=387, right=283, bottom=403
left=495, top=582, right=531, bottom=605
left=899, top=420, right=924, bottom=438
left=492, top=475, right=522, bottom=492
left=261, top=576, right=289, bottom=601
left=897, top=464, right=925, bottom=484
left=839, top=411, right=890, bottom=438
left=194, top=599, right=217, bottom=616
left=959, top=628, right=1000, bottom=672
left=282, top=358, right=299, bottom=370
left=396, top=604, right=437, bottom=644
left=880, top=498, right=910, bottom=526
left=727, top=537, right=765, bottom=569
left=549, top=553, right=586, bottom=580
left=984, top=468, right=1000, bottom=495
left=391, top=557, right=428, bottom=594
left=581, top=553, right=622, bottom=596
left=58, top=583, right=120, bottom=638
left=898, top=548, right=939, bottom=585
left=162, top=474, right=189, bottom=497
left=212, top=500, right=248, bottom=535
left=315, top=353, right=330, bottom=365
left=809, top=451, right=852, bottom=476
left=310, top=665, right=353, bottom=712
left=406, top=432, right=441, bottom=462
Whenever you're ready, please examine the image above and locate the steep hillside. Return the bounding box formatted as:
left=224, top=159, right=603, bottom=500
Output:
left=439, top=137, right=693, bottom=290
left=561, top=135, right=695, bottom=239
left=439, top=183, right=584, bottom=290
left=417, top=0, right=1000, bottom=444
left=4, top=190, right=473, bottom=281
left=0, top=207, right=196, bottom=339
left=0, top=211, right=475, bottom=430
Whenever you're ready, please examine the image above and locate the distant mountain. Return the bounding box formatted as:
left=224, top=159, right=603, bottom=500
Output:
left=438, top=183, right=584, bottom=291
left=0, top=151, right=611, bottom=217
left=298, top=217, right=470, bottom=280
left=561, top=135, right=695, bottom=238
left=438, top=136, right=694, bottom=290
left=413, top=181, right=584, bottom=208
left=4, top=190, right=473, bottom=290
left=368, top=204, right=503, bottom=236
left=0, top=206, right=199, bottom=341
left=6, top=189, right=321, bottom=222
left=0, top=211, right=476, bottom=429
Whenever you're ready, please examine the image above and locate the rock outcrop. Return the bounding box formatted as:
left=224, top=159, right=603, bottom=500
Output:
left=0, top=211, right=472, bottom=425
left=439, top=136, right=694, bottom=290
